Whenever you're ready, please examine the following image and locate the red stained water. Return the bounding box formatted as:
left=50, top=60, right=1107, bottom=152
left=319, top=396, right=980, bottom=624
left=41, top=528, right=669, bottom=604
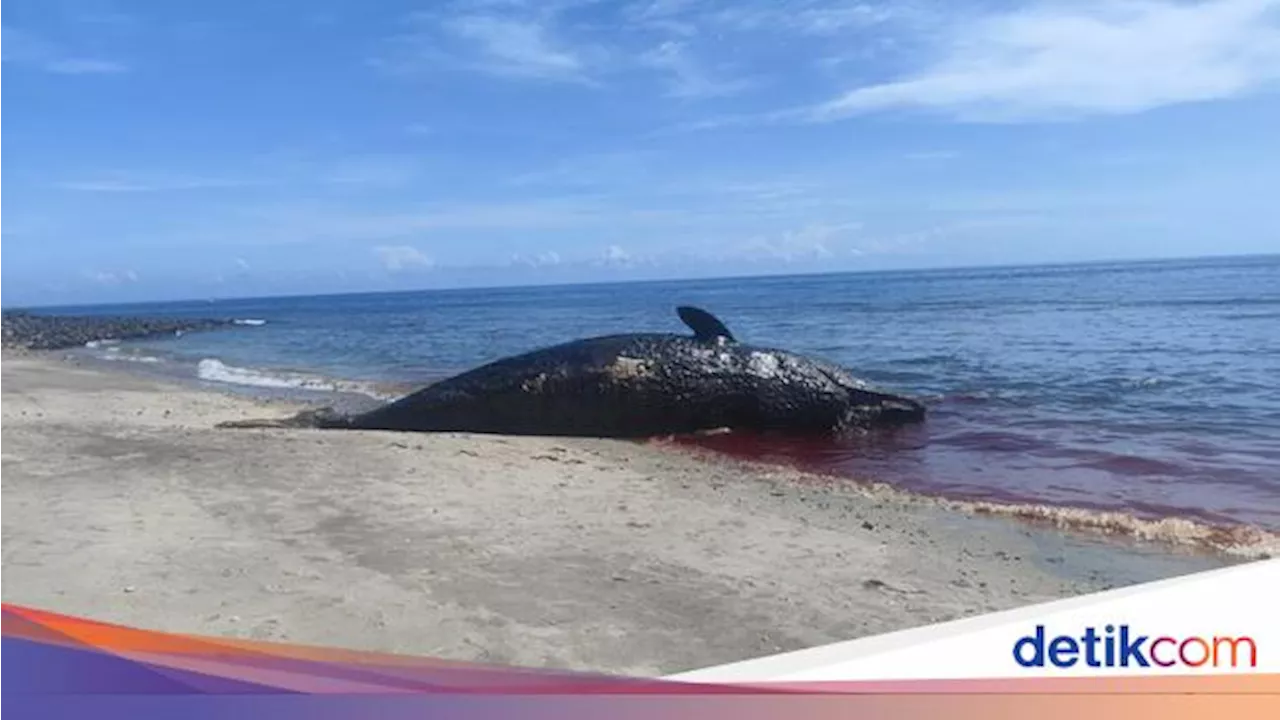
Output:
left=669, top=399, right=1280, bottom=534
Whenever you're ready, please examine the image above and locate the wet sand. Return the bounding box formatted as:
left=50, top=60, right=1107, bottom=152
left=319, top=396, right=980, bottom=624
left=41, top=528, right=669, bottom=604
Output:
left=0, top=352, right=1241, bottom=676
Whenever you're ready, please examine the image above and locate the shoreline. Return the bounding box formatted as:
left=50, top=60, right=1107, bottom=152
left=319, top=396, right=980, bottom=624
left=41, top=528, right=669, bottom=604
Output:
left=661, top=436, right=1280, bottom=560
left=0, top=351, right=1262, bottom=675
left=17, top=292, right=1278, bottom=542
left=51, top=345, right=1280, bottom=559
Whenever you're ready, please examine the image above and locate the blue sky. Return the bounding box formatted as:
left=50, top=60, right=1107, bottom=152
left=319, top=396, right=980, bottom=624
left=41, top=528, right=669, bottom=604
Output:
left=4, top=0, right=1280, bottom=305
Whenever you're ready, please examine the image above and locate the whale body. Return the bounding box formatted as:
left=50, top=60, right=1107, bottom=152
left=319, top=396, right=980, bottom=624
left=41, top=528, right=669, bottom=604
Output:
left=218, top=306, right=926, bottom=438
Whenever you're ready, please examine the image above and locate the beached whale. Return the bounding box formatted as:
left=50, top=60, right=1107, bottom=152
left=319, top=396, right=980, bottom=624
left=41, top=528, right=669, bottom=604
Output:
left=217, top=306, right=926, bottom=438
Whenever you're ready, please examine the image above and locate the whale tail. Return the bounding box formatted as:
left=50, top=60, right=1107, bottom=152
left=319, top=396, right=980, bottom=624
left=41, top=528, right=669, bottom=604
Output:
left=216, top=406, right=354, bottom=430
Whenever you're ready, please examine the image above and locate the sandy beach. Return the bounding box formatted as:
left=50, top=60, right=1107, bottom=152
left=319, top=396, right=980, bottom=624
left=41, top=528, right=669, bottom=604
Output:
left=0, top=352, right=1246, bottom=676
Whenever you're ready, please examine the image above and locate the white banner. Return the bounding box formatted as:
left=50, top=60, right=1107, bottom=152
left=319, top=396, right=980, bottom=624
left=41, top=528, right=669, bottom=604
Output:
left=670, top=559, right=1278, bottom=682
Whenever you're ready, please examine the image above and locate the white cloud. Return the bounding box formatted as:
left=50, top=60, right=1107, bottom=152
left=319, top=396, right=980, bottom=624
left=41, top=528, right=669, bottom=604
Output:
left=597, top=244, right=634, bottom=266
left=445, top=15, right=587, bottom=81
left=904, top=149, right=960, bottom=161
left=708, top=1, right=898, bottom=35
left=84, top=269, right=140, bottom=285
left=54, top=173, right=260, bottom=192
left=374, top=245, right=435, bottom=272
left=324, top=155, right=418, bottom=187
left=510, top=250, right=563, bottom=267
left=2, top=27, right=54, bottom=63
left=627, top=0, right=700, bottom=20
left=639, top=40, right=755, bottom=98
left=2, top=27, right=130, bottom=75
left=809, top=0, right=1280, bottom=122
left=729, top=222, right=859, bottom=262
left=56, top=180, right=156, bottom=192
left=68, top=10, right=140, bottom=30
left=45, top=58, right=129, bottom=74
left=242, top=199, right=608, bottom=245
left=508, top=149, right=662, bottom=188
left=714, top=179, right=823, bottom=202
left=376, top=8, right=597, bottom=84
left=376, top=1, right=827, bottom=92
left=849, top=230, right=936, bottom=256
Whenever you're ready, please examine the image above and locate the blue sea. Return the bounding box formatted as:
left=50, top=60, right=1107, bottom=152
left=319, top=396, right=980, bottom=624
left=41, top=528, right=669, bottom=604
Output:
left=48, top=255, right=1280, bottom=534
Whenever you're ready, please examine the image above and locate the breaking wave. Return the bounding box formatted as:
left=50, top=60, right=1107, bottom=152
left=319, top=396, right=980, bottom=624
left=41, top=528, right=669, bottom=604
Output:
left=949, top=498, right=1280, bottom=559
left=233, top=318, right=267, bottom=326
left=196, top=358, right=396, bottom=400
left=83, top=343, right=163, bottom=363
left=101, top=353, right=164, bottom=364
left=84, top=339, right=121, bottom=348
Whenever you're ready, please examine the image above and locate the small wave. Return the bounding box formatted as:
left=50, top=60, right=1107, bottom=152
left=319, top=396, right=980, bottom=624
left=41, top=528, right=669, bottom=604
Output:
left=1071, top=453, right=1187, bottom=477
left=82, top=341, right=162, bottom=363
left=953, top=499, right=1279, bottom=559
left=941, top=388, right=1035, bottom=405
left=1122, top=376, right=1169, bottom=389
left=233, top=318, right=267, bottom=326
left=196, top=358, right=394, bottom=399
left=897, top=353, right=961, bottom=367
left=101, top=353, right=163, bottom=364
left=874, top=477, right=1279, bottom=558
left=942, top=430, right=1048, bottom=453
left=1221, top=311, right=1280, bottom=321
left=84, top=339, right=121, bottom=348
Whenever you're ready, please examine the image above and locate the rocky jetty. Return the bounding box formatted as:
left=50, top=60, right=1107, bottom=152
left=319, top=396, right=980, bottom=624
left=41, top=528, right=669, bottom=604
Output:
left=1, top=310, right=236, bottom=351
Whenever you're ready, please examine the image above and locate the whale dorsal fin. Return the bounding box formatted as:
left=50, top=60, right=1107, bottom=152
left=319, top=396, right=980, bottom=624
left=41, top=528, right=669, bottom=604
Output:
left=677, top=306, right=736, bottom=342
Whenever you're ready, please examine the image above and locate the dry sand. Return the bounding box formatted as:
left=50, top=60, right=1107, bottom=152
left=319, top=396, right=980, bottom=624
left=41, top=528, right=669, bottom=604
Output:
left=0, top=352, right=1239, bottom=676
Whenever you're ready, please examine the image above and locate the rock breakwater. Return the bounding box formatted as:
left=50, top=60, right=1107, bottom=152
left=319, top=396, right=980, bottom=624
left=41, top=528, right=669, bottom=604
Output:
left=2, top=310, right=236, bottom=351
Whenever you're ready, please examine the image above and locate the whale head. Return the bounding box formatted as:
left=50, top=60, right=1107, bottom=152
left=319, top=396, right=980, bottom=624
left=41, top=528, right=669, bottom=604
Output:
left=848, top=388, right=927, bottom=427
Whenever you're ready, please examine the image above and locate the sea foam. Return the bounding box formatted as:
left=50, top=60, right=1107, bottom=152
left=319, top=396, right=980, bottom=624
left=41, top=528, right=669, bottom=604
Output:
left=196, top=358, right=394, bottom=399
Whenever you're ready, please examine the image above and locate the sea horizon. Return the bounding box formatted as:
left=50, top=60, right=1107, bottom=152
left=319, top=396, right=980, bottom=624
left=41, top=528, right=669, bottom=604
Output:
left=12, top=251, right=1279, bottom=313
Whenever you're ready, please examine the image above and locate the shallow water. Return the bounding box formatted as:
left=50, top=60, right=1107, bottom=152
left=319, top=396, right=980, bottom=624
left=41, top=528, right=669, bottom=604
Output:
left=47, top=255, right=1280, bottom=533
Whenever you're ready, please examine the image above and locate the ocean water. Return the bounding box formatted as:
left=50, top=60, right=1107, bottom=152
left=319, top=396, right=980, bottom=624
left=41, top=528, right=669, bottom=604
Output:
left=49, top=255, right=1280, bottom=534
